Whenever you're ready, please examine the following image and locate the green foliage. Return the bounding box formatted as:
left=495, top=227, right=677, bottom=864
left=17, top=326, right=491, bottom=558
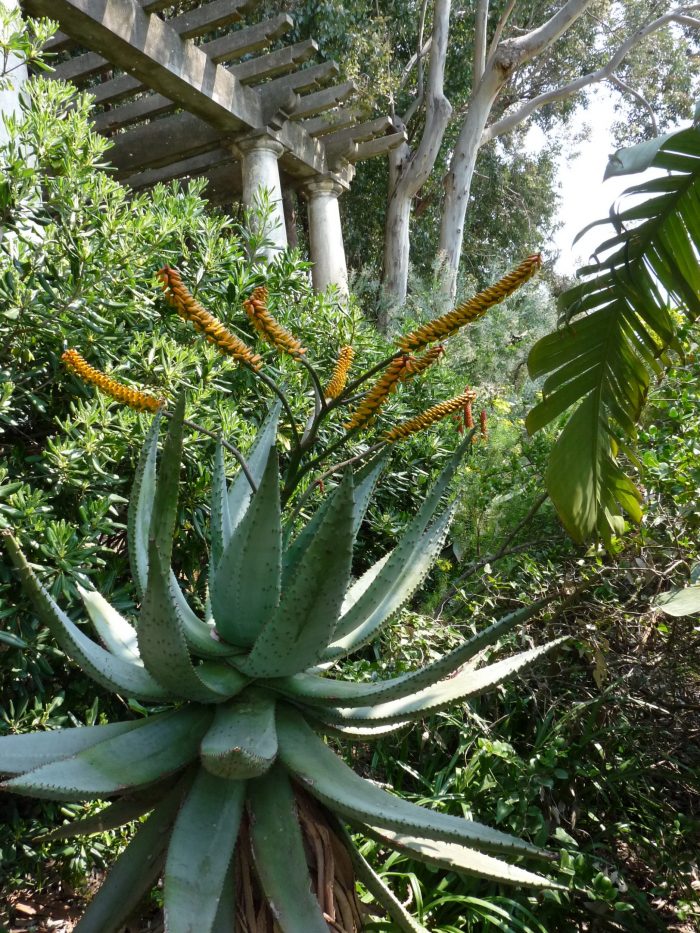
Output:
left=526, top=110, right=700, bottom=544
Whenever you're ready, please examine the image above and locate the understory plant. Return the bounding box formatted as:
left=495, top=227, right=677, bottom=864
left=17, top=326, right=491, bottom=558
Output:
left=0, top=261, right=568, bottom=932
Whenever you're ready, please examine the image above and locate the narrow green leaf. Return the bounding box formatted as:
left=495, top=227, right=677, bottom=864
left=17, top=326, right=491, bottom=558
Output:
left=248, top=765, right=330, bottom=933
left=200, top=689, right=277, bottom=779
left=276, top=707, right=541, bottom=858
left=3, top=532, right=169, bottom=701
left=334, top=821, right=429, bottom=933
left=164, top=768, right=245, bottom=933
left=43, top=780, right=175, bottom=840
left=73, top=777, right=190, bottom=933
left=239, top=470, right=355, bottom=678
left=77, top=584, right=139, bottom=664
left=211, top=448, right=282, bottom=647
left=210, top=437, right=231, bottom=571
left=227, top=400, right=281, bottom=533
left=127, top=411, right=162, bottom=600
left=169, top=575, right=241, bottom=659
left=0, top=720, right=144, bottom=776
left=2, top=707, right=210, bottom=801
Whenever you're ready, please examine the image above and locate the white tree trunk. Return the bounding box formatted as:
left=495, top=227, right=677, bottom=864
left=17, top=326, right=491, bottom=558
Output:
left=379, top=188, right=412, bottom=330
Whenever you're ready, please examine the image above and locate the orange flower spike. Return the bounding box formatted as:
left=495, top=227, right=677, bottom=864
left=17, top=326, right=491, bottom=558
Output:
left=324, top=345, right=355, bottom=400
left=243, top=286, right=306, bottom=359
left=61, top=349, right=163, bottom=413
left=344, top=355, right=411, bottom=432
left=400, top=344, right=446, bottom=380
left=480, top=409, right=489, bottom=440
left=398, top=254, right=542, bottom=353
left=157, top=266, right=262, bottom=370
left=384, top=390, right=478, bottom=443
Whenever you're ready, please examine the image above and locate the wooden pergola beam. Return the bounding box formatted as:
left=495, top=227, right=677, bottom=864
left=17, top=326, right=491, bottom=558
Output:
left=350, top=132, right=406, bottom=162
left=121, top=147, right=238, bottom=190
left=48, top=0, right=258, bottom=84
left=230, top=39, right=318, bottom=85
left=40, top=0, right=176, bottom=55
left=261, top=61, right=339, bottom=99
left=300, top=105, right=362, bottom=138
left=104, top=112, right=224, bottom=176
left=89, top=14, right=293, bottom=109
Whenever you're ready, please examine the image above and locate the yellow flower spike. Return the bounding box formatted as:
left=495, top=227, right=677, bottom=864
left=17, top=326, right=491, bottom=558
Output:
left=324, top=345, right=355, bottom=400
left=61, top=349, right=164, bottom=413
left=400, top=344, right=445, bottom=380
left=383, top=390, right=478, bottom=443
left=243, top=286, right=306, bottom=359
left=344, top=355, right=412, bottom=432
left=157, top=266, right=262, bottom=371
left=398, top=254, right=542, bottom=353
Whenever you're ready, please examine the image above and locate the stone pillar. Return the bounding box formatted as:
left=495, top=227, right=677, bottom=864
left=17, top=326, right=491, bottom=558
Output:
left=0, top=0, right=28, bottom=148
left=238, top=137, right=287, bottom=256
left=304, top=177, right=349, bottom=300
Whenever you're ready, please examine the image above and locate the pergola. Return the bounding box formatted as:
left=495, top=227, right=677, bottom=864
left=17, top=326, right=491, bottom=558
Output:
left=15, top=0, right=406, bottom=296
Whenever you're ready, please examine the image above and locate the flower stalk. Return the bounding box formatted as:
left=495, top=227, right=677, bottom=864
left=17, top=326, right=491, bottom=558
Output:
left=243, top=286, right=306, bottom=359
left=384, top=390, right=477, bottom=443
left=61, top=349, right=163, bottom=412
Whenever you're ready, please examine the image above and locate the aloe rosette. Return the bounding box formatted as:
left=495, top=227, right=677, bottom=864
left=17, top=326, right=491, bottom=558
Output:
left=1, top=397, right=564, bottom=933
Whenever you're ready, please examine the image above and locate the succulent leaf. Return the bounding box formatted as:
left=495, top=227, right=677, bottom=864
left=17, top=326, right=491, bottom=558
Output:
left=362, top=825, right=557, bottom=888
left=201, top=689, right=278, bottom=779
left=320, top=639, right=568, bottom=726
left=210, top=437, right=232, bottom=572
left=227, top=400, right=282, bottom=537
left=282, top=599, right=556, bottom=708
left=211, top=447, right=282, bottom=647
left=164, top=769, right=245, bottom=933
left=127, top=410, right=162, bottom=600
left=277, top=706, right=541, bottom=857
left=43, top=780, right=175, bottom=840
left=195, top=660, right=250, bottom=697
left=0, top=720, right=145, bottom=776
left=283, top=450, right=387, bottom=588
left=73, top=777, right=190, bottom=933
left=327, top=504, right=456, bottom=657
left=248, top=764, right=331, bottom=933
left=239, top=470, right=355, bottom=678
left=169, top=576, right=242, bottom=659
left=340, top=552, right=391, bottom=616
left=2, top=708, right=210, bottom=801
left=77, top=584, right=140, bottom=663
left=138, top=540, right=235, bottom=702
left=335, top=821, right=430, bottom=933
left=152, top=393, right=186, bottom=566
left=3, top=532, right=170, bottom=701
left=210, top=863, right=237, bottom=933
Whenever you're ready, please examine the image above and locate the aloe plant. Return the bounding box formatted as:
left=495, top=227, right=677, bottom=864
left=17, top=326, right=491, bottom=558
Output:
left=0, top=394, right=565, bottom=933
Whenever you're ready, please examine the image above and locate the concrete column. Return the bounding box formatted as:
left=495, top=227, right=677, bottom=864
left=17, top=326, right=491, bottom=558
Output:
left=0, top=0, right=29, bottom=148
left=304, top=177, right=348, bottom=300
left=238, top=137, right=287, bottom=256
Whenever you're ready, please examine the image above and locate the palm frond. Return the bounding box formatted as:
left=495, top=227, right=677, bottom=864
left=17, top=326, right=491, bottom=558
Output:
left=526, top=112, right=700, bottom=542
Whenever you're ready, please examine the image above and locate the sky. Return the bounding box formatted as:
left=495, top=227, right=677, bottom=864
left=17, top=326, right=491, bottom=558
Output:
left=529, top=87, right=670, bottom=275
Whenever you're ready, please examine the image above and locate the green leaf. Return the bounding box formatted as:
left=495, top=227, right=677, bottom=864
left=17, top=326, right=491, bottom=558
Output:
left=209, top=437, right=231, bottom=573
left=127, top=411, right=162, bottom=600
left=77, top=584, right=140, bottom=664
left=653, top=584, right=700, bottom=617
left=138, top=540, right=237, bottom=702
left=43, top=780, right=175, bottom=839
left=239, top=470, right=355, bottom=678
left=527, top=122, right=700, bottom=543
left=361, top=825, right=557, bottom=888
left=326, top=504, right=455, bottom=658
left=211, top=448, right=281, bottom=648
left=319, top=639, right=567, bottom=726
left=275, top=598, right=553, bottom=708
left=0, top=720, right=144, bottom=776
left=2, top=707, right=210, bottom=800
left=164, top=768, right=245, bottom=933
left=248, top=764, right=330, bottom=933
left=169, top=577, right=242, bottom=659
left=3, top=532, right=169, bottom=701
left=276, top=707, right=542, bottom=858
left=200, top=688, right=277, bottom=779
left=73, top=777, right=190, bottom=933
left=227, top=400, right=281, bottom=535
left=334, top=821, right=429, bottom=933
left=152, top=393, right=186, bottom=566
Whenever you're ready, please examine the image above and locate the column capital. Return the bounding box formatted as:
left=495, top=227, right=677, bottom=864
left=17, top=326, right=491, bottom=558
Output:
left=301, top=175, right=347, bottom=199
left=233, top=135, right=285, bottom=158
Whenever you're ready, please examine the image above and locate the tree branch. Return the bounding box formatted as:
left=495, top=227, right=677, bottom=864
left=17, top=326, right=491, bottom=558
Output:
left=482, top=6, right=700, bottom=144
left=608, top=74, right=659, bottom=135
left=502, top=0, right=597, bottom=65
left=487, top=0, right=518, bottom=59
left=473, top=0, right=489, bottom=91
